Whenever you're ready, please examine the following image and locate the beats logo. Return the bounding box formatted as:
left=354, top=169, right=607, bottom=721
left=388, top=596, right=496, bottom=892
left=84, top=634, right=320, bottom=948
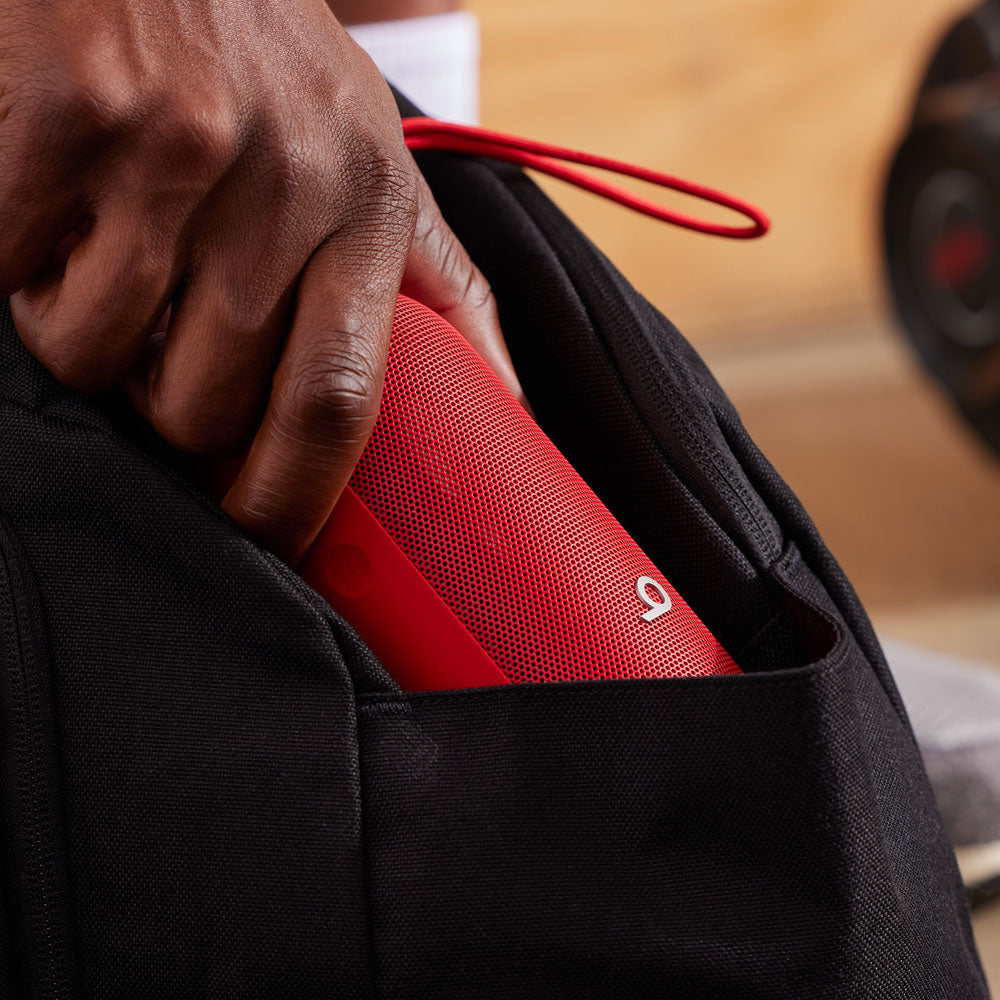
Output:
left=636, top=576, right=672, bottom=621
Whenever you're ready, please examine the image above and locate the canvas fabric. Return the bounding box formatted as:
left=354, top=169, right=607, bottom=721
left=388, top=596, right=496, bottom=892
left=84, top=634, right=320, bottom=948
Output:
left=0, top=91, right=987, bottom=998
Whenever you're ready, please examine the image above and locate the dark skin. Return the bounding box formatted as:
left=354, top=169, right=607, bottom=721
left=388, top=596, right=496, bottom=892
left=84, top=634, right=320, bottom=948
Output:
left=0, top=0, right=523, bottom=564
left=333, top=0, right=459, bottom=24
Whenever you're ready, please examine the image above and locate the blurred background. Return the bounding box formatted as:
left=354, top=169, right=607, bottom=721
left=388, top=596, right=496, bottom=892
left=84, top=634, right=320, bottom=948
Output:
left=348, top=0, right=1000, bottom=981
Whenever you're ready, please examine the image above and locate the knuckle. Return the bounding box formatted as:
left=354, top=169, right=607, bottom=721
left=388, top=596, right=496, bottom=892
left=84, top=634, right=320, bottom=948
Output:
left=114, top=241, right=165, bottom=301
left=229, top=487, right=316, bottom=562
left=235, top=493, right=302, bottom=537
left=368, top=149, right=414, bottom=202
left=458, top=260, right=495, bottom=313
left=412, top=188, right=446, bottom=246
left=157, top=97, right=238, bottom=176
left=421, top=212, right=495, bottom=313
left=149, top=355, right=263, bottom=457
left=280, top=344, right=383, bottom=437
left=152, top=402, right=246, bottom=455
left=0, top=76, right=16, bottom=129
left=268, top=139, right=308, bottom=199
left=346, top=137, right=417, bottom=220
left=249, top=113, right=317, bottom=189
left=213, top=295, right=270, bottom=348
left=436, top=233, right=467, bottom=288
left=20, top=240, right=168, bottom=394
left=47, top=73, right=130, bottom=139
left=247, top=129, right=314, bottom=217
left=32, top=320, right=114, bottom=393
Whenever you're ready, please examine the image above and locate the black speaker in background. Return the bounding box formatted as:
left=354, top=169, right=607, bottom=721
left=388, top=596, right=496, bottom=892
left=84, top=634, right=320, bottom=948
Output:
left=884, top=0, right=1000, bottom=455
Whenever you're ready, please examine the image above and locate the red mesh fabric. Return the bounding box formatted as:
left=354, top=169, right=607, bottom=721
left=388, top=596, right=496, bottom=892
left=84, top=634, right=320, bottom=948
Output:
left=348, top=296, right=739, bottom=682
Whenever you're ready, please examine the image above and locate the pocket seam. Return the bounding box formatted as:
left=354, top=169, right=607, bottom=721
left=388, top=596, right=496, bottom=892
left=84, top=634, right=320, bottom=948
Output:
left=0, top=515, right=82, bottom=998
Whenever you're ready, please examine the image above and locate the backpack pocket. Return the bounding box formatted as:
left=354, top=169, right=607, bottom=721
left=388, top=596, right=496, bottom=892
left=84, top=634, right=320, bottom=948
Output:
left=355, top=541, right=985, bottom=999
left=0, top=377, right=381, bottom=999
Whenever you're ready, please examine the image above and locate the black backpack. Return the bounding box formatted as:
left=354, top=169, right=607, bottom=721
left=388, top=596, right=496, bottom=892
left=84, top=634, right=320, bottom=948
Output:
left=0, top=91, right=988, bottom=998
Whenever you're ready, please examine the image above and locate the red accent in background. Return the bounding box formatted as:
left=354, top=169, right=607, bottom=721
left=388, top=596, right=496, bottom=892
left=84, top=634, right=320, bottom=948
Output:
left=928, top=224, right=994, bottom=289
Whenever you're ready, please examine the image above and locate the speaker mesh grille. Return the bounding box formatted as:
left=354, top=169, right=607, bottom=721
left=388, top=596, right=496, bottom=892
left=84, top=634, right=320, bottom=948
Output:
left=349, top=296, right=738, bottom=682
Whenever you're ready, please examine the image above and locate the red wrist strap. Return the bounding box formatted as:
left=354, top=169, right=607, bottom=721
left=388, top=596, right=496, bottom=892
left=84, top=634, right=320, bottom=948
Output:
left=402, top=117, right=769, bottom=241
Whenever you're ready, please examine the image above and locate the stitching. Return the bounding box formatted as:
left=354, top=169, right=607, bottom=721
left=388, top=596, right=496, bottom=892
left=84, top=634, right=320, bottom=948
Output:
left=732, top=608, right=787, bottom=662
left=510, top=177, right=783, bottom=562
left=0, top=522, right=76, bottom=995
left=356, top=648, right=849, bottom=717
left=349, top=686, right=382, bottom=1000
left=357, top=700, right=413, bottom=720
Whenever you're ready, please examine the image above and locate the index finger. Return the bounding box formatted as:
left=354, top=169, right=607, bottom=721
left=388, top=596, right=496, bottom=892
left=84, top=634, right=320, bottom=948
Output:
left=221, top=219, right=406, bottom=565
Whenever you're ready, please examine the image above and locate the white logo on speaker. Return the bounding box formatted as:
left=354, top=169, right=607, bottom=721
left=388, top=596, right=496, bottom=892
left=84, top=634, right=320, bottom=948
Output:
left=636, top=576, right=672, bottom=621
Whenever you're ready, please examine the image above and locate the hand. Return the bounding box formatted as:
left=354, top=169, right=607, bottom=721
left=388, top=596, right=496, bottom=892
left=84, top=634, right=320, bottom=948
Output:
left=0, top=0, right=524, bottom=564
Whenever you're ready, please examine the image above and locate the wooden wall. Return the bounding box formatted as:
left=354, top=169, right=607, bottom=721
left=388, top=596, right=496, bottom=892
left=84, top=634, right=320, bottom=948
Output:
left=467, top=0, right=971, bottom=344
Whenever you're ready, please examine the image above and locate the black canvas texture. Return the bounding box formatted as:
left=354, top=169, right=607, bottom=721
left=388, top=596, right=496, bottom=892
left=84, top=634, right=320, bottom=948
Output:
left=0, top=89, right=988, bottom=998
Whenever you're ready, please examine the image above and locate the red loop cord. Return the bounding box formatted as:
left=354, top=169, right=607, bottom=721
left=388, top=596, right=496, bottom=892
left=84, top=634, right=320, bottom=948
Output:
left=403, top=117, right=769, bottom=241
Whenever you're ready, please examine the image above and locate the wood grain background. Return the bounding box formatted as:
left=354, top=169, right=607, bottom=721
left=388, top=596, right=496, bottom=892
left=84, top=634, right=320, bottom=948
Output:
left=467, top=0, right=970, bottom=343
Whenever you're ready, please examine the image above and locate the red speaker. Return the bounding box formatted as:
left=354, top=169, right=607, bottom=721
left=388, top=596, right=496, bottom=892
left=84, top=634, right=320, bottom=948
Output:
left=297, top=295, right=739, bottom=690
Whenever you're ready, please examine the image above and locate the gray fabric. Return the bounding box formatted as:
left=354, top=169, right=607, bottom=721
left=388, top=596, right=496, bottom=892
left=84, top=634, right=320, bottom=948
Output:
left=885, top=636, right=1000, bottom=847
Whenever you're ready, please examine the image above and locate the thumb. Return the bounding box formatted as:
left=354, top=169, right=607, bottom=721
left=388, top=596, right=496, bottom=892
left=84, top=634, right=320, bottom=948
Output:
left=400, top=166, right=530, bottom=411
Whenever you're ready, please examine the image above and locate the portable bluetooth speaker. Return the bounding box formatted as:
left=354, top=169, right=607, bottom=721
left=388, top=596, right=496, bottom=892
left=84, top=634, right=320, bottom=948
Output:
left=290, top=294, right=739, bottom=691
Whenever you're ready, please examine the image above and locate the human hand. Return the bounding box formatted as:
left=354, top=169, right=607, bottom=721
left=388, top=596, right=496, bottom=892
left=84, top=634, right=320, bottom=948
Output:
left=0, top=0, right=523, bottom=563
